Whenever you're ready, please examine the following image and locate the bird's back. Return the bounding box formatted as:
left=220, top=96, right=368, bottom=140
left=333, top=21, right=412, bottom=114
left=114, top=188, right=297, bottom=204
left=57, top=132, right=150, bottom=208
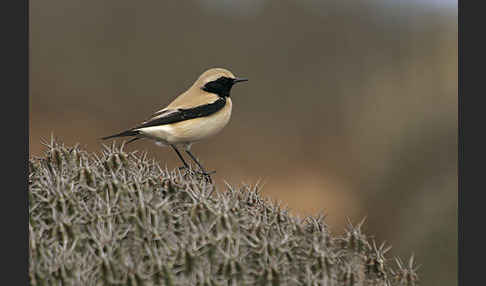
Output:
left=166, top=88, right=220, bottom=110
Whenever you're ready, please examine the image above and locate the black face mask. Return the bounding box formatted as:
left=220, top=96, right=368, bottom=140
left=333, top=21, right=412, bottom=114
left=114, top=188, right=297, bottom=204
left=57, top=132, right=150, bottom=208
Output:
left=201, top=77, right=236, bottom=97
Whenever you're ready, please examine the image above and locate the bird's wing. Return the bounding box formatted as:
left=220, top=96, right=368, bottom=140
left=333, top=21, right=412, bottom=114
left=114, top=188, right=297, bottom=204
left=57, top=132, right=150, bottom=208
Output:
left=135, top=97, right=227, bottom=129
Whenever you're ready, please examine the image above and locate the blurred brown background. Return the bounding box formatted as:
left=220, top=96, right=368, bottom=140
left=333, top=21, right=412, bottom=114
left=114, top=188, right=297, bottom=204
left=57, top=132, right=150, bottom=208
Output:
left=30, top=0, right=457, bottom=285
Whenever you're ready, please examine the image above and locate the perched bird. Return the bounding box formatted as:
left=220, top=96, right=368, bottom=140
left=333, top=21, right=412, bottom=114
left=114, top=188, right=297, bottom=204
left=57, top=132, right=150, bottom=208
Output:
left=101, top=68, right=248, bottom=182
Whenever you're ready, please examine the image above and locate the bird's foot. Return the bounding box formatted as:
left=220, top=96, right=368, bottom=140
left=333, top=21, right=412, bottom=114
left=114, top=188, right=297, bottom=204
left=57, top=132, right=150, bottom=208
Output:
left=178, top=166, right=215, bottom=175
left=194, top=170, right=215, bottom=184
left=178, top=166, right=215, bottom=183
left=196, top=170, right=216, bottom=176
left=178, top=166, right=190, bottom=172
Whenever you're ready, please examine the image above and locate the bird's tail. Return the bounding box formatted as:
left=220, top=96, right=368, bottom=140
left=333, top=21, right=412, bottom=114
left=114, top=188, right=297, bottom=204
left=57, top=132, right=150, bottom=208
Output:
left=101, top=129, right=140, bottom=140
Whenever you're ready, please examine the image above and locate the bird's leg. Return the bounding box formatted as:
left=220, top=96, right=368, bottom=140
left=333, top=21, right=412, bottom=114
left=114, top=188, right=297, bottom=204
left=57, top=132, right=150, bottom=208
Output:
left=185, top=150, right=215, bottom=175
left=170, top=145, right=190, bottom=170
left=185, top=150, right=215, bottom=183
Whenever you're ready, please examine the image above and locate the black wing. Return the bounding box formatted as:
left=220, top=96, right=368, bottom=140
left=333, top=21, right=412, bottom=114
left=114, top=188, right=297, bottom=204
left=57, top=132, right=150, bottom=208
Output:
left=101, top=97, right=226, bottom=140
left=135, top=97, right=226, bottom=129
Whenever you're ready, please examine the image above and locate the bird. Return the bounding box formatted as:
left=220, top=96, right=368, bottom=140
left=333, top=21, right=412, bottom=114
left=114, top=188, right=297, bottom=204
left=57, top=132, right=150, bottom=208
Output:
left=101, top=68, right=248, bottom=182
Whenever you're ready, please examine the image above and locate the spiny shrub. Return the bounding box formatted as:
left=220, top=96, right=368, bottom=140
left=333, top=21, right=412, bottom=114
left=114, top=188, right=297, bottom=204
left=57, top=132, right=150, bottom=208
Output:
left=29, top=139, right=419, bottom=285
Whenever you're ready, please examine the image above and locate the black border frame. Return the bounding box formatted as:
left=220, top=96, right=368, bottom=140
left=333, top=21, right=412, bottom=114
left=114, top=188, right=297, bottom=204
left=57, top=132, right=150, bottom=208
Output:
left=5, top=0, right=29, bottom=284
left=458, top=1, right=462, bottom=285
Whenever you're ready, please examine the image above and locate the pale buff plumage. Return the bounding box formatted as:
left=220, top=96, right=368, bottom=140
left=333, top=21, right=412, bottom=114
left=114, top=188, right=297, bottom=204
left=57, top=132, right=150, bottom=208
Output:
left=139, top=98, right=232, bottom=147
left=165, top=68, right=236, bottom=110
left=137, top=68, right=237, bottom=148
left=101, top=68, right=247, bottom=180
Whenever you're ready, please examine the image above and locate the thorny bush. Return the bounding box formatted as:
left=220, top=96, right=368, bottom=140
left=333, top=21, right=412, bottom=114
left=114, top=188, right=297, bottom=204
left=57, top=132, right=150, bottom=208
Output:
left=28, top=139, right=419, bottom=285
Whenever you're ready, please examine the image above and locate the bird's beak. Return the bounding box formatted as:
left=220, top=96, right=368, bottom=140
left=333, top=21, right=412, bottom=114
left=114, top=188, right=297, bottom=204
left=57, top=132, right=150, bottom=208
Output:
left=233, top=77, right=248, bottom=84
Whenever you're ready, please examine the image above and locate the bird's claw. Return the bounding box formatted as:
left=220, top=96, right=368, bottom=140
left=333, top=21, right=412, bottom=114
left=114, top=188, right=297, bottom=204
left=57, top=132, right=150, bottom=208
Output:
left=198, top=170, right=216, bottom=176
left=201, top=173, right=214, bottom=184
left=178, top=166, right=215, bottom=182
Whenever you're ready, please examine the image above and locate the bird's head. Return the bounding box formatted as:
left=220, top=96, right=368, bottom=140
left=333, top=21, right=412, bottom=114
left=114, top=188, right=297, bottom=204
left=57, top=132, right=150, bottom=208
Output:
left=195, top=68, right=248, bottom=97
